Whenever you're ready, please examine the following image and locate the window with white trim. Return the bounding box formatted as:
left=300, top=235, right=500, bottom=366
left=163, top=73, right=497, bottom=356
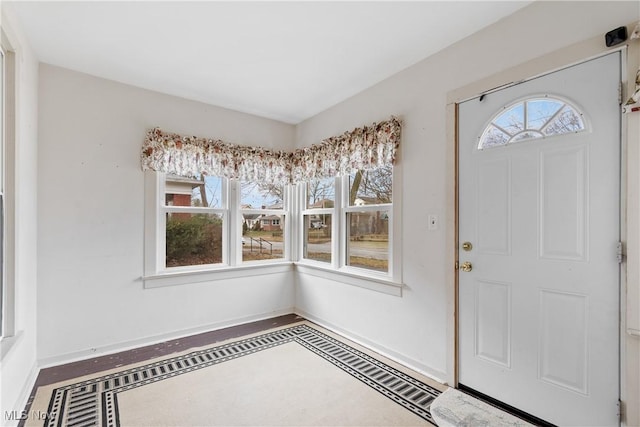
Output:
left=0, top=38, right=16, bottom=340
left=345, top=165, right=392, bottom=273
left=163, top=174, right=226, bottom=269
left=300, top=164, right=397, bottom=280
left=301, top=177, right=335, bottom=264
left=0, top=46, right=5, bottom=338
left=240, top=180, right=288, bottom=263
left=478, top=96, right=586, bottom=149
left=142, top=117, right=401, bottom=289
left=144, top=172, right=292, bottom=282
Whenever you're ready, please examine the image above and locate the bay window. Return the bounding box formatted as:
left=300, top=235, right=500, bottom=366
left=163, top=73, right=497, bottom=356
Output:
left=141, top=117, right=401, bottom=290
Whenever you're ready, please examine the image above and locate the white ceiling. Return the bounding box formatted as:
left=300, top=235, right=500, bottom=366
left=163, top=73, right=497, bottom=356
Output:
left=7, top=1, right=532, bottom=124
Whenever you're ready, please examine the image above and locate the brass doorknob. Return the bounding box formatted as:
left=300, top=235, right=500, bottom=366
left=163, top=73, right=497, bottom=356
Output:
left=459, top=261, right=473, bottom=272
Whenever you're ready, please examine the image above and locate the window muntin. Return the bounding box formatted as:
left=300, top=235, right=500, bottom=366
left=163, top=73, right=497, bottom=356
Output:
left=478, top=97, right=586, bottom=149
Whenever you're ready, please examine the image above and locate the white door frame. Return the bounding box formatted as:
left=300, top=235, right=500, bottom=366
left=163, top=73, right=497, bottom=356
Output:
left=445, top=44, right=629, bottom=407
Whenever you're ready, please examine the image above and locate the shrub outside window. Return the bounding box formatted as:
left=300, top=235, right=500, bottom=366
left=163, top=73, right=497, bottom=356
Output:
left=147, top=164, right=397, bottom=287
left=163, top=175, right=226, bottom=268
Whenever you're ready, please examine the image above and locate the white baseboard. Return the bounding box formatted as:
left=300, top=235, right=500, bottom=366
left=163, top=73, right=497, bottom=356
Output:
left=38, top=308, right=294, bottom=369
left=3, top=362, right=40, bottom=427
left=36, top=307, right=447, bottom=387
left=295, top=308, right=448, bottom=385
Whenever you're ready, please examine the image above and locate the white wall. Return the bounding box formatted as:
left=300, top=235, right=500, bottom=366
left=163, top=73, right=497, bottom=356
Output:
left=17, top=1, right=640, bottom=426
left=0, top=4, right=40, bottom=423
left=37, top=65, right=296, bottom=363
left=295, top=0, right=640, bottom=411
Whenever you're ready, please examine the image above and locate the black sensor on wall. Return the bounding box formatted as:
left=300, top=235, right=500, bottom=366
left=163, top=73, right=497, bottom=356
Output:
left=605, top=26, right=628, bottom=47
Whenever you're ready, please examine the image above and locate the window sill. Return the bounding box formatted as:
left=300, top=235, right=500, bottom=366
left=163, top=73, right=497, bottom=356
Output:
left=143, top=262, right=294, bottom=289
left=294, top=263, right=403, bottom=297
left=142, top=260, right=402, bottom=296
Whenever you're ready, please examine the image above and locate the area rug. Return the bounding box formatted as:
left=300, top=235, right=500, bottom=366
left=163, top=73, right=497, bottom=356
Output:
left=26, top=322, right=443, bottom=426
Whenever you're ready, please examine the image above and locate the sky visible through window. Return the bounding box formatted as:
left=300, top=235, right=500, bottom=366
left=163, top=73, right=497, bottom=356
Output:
left=479, top=97, right=585, bottom=149
left=186, top=176, right=283, bottom=208
left=190, top=175, right=223, bottom=208
left=241, top=181, right=283, bottom=208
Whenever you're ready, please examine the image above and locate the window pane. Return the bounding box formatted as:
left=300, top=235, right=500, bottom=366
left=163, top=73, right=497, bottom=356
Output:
left=306, top=177, right=335, bottom=209
left=166, top=213, right=223, bottom=267
left=511, top=131, right=541, bottom=142
left=348, top=166, right=392, bottom=206
left=493, top=103, right=524, bottom=135
left=543, top=105, right=584, bottom=135
left=243, top=215, right=285, bottom=262
left=479, top=125, right=510, bottom=149
left=346, top=210, right=389, bottom=273
left=479, top=97, right=585, bottom=149
left=165, top=174, right=223, bottom=208
left=526, top=99, right=563, bottom=130
left=303, top=214, right=331, bottom=263
left=241, top=180, right=283, bottom=209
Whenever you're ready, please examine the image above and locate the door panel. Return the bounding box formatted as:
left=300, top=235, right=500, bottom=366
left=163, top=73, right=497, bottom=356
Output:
left=477, top=157, right=511, bottom=255
left=458, top=52, right=620, bottom=426
left=538, top=289, right=588, bottom=394
left=539, top=146, right=588, bottom=260
left=475, top=279, right=512, bottom=367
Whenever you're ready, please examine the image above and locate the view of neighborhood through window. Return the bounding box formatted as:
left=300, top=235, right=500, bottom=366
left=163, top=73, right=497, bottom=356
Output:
left=348, top=166, right=393, bottom=205
left=241, top=180, right=285, bottom=262
left=300, top=166, right=393, bottom=274
left=346, top=166, right=392, bottom=273
left=303, top=177, right=334, bottom=263
left=161, top=165, right=393, bottom=276
left=164, top=175, right=225, bottom=268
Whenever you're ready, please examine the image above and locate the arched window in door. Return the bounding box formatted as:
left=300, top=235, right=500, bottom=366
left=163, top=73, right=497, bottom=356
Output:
left=478, top=96, right=586, bottom=149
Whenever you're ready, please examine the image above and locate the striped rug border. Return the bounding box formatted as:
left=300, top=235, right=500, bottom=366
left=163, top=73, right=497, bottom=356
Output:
left=42, top=324, right=440, bottom=426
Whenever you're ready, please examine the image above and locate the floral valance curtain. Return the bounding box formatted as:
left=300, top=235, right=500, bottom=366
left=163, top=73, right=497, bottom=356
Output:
left=141, top=116, right=401, bottom=186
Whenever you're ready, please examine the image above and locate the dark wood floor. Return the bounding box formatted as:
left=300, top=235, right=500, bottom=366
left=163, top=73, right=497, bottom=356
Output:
left=19, top=313, right=304, bottom=425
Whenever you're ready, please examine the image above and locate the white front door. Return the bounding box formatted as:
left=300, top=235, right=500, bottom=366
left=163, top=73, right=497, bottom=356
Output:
left=458, top=52, right=621, bottom=426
